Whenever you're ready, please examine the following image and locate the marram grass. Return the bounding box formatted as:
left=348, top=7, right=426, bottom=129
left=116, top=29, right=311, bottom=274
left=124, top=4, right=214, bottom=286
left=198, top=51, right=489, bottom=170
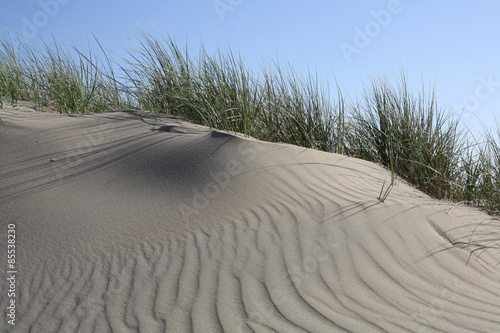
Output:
left=0, top=34, right=128, bottom=113
left=0, top=30, right=498, bottom=216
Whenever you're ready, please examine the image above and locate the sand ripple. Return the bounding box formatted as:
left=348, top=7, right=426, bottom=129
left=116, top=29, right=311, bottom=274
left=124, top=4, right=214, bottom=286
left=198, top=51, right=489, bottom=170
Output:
left=1, top=107, right=499, bottom=332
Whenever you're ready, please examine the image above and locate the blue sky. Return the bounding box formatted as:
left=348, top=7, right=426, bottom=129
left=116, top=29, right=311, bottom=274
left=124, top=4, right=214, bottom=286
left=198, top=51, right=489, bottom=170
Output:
left=1, top=0, right=499, bottom=132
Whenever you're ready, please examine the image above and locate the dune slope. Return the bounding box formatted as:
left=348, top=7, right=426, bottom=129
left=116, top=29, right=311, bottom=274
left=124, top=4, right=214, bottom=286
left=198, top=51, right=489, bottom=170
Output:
left=1, top=105, right=499, bottom=332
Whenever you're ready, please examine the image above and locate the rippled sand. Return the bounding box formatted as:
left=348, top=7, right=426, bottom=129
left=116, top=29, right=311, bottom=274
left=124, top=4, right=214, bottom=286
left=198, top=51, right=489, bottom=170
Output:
left=1, top=104, right=499, bottom=332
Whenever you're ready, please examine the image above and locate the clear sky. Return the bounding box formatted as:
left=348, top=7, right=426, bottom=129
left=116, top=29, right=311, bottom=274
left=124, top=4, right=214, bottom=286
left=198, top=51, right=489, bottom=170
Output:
left=1, top=0, right=499, bottom=132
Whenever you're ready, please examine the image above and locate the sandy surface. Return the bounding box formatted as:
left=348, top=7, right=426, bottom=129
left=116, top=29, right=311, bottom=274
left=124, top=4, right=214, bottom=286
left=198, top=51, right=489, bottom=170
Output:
left=1, top=103, right=500, bottom=332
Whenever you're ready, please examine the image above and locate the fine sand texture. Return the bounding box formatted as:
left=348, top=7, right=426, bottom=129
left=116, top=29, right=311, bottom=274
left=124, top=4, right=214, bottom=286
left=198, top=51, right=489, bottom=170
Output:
left=1, top=103, right=500, bottom=332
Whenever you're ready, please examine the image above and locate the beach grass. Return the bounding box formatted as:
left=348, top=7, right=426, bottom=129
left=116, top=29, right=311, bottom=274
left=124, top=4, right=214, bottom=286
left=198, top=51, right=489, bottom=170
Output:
left=0, top=33, right=128, bottom=113
left=122, top=30, right=341, bottom=152
left=349, top=74, right=466, bottom=201
left=0, top=30, right=498, bottom=215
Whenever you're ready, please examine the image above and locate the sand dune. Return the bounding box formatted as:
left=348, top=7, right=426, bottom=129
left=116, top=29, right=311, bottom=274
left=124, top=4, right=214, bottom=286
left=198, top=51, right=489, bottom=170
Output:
left=1, top=104, right=500, bottom=332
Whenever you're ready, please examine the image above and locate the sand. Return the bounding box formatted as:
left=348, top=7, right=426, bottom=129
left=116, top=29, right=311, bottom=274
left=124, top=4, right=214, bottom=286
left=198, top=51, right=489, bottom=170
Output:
left=1, top=103, right=499, bottom=332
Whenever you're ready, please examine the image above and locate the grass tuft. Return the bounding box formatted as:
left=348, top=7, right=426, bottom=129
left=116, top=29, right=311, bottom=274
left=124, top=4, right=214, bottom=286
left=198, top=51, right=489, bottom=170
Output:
left=0, top=33, right=128, bottom=114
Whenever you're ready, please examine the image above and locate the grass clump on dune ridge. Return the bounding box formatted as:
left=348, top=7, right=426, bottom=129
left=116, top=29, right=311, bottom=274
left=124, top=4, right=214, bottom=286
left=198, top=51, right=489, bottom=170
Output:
left=0, top=34, right=128, bottom=113
left=462, top=122, right=500, bottom=214
left=0, top=37, right=28, bottom=108
left=123, top=30, right=341, bottom=152
left=349, top=74, right=464, bottom=201
left=0, top=29, right=499, bottom=215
